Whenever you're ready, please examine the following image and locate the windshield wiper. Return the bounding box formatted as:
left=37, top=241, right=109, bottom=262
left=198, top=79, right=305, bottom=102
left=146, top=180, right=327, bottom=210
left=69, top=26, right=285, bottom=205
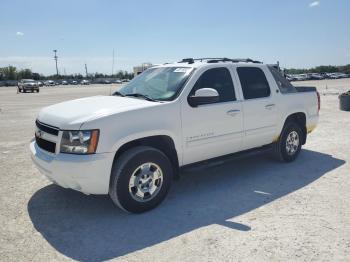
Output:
left=113, top=91, right=125, bottom=97
left=124, top=93, right=157, bottom=102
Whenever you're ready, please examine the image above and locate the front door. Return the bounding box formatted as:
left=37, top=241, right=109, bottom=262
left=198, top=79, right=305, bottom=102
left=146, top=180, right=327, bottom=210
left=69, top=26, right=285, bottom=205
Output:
left=181, top=67, right=244, bottom=165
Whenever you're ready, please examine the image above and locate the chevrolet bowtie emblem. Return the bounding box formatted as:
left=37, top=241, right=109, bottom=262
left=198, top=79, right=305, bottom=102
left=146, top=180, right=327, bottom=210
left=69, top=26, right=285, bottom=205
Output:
left=36, top=130, right=43, bottom=138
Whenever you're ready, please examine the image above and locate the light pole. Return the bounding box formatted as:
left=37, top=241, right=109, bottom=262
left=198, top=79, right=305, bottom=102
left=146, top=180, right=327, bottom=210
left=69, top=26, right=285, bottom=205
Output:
left=53, top=50, right=58, bottom=77
left=112, top=49, right=115, bottom=76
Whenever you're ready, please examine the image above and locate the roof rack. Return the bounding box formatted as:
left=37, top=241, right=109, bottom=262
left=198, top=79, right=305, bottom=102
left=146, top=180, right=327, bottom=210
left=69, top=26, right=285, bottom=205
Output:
left=179, top=58, right=262, bottom=64
left=180, top=58, right=195, bottom=64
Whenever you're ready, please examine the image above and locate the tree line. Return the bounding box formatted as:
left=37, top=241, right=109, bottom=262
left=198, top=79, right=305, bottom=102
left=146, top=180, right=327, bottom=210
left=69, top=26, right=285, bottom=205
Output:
left=0, top=66, right=134, bottom=81
left=284, top=64, right=350, bottom=74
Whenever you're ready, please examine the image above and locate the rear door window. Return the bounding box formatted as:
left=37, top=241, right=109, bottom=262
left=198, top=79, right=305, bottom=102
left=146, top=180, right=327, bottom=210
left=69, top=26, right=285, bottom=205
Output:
left=237, top=67, right=271, bottom=99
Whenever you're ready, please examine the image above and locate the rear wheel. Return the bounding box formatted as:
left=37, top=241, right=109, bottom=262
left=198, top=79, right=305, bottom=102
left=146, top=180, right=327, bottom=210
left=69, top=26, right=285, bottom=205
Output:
left=273, top=121, right=303, bottom=162
left=109, top=146, right=173, bottom=213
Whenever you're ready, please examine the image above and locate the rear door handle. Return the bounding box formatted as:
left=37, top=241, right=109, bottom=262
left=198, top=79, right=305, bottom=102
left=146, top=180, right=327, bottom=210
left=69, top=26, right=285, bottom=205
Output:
left=265, top=104, right=275, bottom=110
left=226, top=109, right=240, bottom=116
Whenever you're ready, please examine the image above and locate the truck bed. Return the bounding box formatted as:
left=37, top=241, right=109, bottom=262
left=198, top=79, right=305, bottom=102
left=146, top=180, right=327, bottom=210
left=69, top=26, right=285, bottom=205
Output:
left=295, top=86, right=317, bottom=92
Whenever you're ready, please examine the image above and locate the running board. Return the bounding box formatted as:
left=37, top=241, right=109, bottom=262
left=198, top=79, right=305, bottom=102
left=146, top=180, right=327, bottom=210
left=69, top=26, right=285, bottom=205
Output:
left=180, top=144, right=272, bottom=173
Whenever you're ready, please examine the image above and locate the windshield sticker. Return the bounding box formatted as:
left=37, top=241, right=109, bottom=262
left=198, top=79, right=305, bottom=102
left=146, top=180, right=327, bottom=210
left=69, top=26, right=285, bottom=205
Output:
left=174, top=68, right=190, bottom=73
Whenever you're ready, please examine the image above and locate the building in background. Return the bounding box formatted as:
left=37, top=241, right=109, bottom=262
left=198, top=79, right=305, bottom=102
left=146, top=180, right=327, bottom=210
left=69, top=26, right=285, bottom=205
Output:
left=133, top=63, right=153, bottom=76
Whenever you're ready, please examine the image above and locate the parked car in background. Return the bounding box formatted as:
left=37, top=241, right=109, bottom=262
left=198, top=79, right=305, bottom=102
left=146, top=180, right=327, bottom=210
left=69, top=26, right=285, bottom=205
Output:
left=18, top=79, right=39, bottom=93
left=37, top=81, right=44, bottom=87
left=286, top=74, right=297, bottom=81
left=308, top=73, right=324, bottom=80
left=300, top=74, right=310, bottom=81
left=102, top=79, right=111, bottom=84
left=291, top=74, right=307, bottom=81
left=44, top=80, right=55, bottom=86
left=326, top=73, right=347, bottom=79
left=334, top=73, right=348, bottom=79
left=4, top=80, right=18, bottom=86
left=113, top=79, right=122, bottom=84
left=321, top=73, right=330, bottom=79
left=328, top=73, right=338, bottom=79
left=285, top=72, right=348, bottom=81
left=70, top=80, right=78, bottom=85
left=81, top=80, right=90, bottom=85
left=61, top=80, right=68, bottom=85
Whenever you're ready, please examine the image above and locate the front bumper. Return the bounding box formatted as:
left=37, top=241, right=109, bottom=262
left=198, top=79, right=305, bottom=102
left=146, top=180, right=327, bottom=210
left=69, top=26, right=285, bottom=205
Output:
left=30, top=141, right=114, bottom=194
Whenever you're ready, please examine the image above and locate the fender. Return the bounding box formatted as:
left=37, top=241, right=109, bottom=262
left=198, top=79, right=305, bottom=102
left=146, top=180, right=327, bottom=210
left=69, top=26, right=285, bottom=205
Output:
left=111, top=130, right=183, bottom=166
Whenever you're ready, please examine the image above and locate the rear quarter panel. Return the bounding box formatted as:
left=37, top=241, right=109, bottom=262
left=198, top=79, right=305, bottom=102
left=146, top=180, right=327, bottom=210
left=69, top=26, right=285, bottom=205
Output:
left=274, top=91, right=319, bottom=139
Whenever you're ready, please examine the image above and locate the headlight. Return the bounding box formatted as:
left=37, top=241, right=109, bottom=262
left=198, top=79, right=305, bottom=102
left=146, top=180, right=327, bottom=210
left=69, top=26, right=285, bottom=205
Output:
left=60, top=130, right=99, bottom=154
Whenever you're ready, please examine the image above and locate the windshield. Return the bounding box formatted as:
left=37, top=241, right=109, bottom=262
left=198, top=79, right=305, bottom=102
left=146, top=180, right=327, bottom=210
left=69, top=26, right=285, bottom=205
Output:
left=23, top=79, right=35, bottom=83
left=116, top=67, right=193, bottom=101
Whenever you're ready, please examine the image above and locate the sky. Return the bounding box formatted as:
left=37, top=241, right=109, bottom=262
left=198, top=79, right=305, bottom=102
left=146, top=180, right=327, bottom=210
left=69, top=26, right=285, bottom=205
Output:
left=0, top=0, right=349, bottom=75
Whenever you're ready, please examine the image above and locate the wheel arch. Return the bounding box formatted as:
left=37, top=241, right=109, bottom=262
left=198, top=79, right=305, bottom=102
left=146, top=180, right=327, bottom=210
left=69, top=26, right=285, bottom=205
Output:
left=282, top=112, right=307, bottom=144
left=111, top=135, right=180, bottom=180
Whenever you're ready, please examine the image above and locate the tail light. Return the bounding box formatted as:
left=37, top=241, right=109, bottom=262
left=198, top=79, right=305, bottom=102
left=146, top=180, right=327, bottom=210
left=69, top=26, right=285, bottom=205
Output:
left=316, top=91, right=320, bottom=113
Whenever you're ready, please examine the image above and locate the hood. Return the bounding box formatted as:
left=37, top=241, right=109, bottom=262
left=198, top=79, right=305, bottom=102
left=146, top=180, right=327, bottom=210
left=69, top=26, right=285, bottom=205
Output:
left=37, top=95, right=156, bottom=129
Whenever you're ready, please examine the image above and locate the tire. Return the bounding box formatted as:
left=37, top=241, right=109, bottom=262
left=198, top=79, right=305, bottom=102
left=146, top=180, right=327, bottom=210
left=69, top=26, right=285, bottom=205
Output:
left=109, top=146, right=173, bottom=213
left=273, top=121, right=303, bottom=162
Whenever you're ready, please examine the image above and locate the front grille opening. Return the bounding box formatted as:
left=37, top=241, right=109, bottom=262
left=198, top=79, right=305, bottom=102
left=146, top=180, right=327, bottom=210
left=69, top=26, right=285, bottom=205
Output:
left=36, top=135, right=56, bottom=153
left=36, top=120, right=59, bottom=136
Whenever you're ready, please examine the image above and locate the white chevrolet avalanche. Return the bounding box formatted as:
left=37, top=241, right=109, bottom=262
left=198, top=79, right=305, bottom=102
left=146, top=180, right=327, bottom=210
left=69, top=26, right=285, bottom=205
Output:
left=30, top=58, right=320, bottom=213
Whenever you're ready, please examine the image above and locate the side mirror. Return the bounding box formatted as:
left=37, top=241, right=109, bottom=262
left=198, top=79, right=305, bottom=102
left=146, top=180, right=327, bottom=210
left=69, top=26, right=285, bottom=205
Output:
left=188, top=88, right=219, bottom=107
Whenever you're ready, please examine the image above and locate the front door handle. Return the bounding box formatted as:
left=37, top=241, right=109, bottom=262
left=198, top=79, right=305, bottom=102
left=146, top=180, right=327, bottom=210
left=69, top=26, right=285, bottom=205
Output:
left=265, top=104, right=275, bottom=110
left=226, top=109, right=240, bottom=116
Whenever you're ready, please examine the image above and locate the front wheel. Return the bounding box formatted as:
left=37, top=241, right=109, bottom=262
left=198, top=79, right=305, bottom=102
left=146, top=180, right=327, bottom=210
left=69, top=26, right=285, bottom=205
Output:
left=109, top=146, right=173, bottom=213
left=273, top=121, right=303, bottom=162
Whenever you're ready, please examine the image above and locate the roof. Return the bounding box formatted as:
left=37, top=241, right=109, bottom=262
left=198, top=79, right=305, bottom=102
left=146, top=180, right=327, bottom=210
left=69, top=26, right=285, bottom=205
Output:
left=154, top=58, right=264, bottom=69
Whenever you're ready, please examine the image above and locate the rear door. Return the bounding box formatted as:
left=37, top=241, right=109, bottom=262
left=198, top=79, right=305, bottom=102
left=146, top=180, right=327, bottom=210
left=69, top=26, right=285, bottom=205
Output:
left=235, top=66, right=278, bottom=149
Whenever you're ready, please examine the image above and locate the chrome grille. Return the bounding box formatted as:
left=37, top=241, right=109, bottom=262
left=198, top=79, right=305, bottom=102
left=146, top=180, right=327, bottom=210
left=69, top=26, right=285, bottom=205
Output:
left=35, top=120, right=59, bottom=153
left=35, top=120, right=59, bottom=136
left=35, top=136, right=56, bottom=153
